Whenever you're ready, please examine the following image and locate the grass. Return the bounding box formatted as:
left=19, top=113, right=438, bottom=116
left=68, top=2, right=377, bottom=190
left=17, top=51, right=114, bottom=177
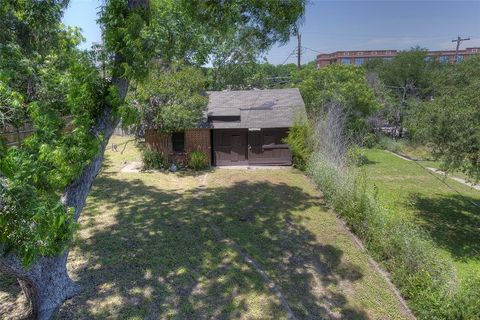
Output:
left=363, top=149, right=480, bottom=279
left=378, top=137, right=474, bottom=182
left=0, top=136, right=412, bottom=319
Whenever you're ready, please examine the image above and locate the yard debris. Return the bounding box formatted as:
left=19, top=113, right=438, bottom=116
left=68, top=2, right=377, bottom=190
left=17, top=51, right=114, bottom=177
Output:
left=120, top=161, right=142, bottom=173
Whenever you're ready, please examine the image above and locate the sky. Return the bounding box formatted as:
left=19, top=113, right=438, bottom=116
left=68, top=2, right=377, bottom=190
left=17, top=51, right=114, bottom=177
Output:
left=63, top=0, right=480, bottom=65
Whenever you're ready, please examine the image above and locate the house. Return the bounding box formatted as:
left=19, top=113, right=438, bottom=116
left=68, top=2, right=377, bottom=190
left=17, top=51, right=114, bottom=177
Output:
left=144, top=88, right=306, bottom=166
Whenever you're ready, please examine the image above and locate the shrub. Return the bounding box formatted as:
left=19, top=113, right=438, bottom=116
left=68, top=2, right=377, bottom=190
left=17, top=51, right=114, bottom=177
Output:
left=346, top=147, right=369, bottom=167
left=362, top=132, right=378, bottom=148
left=187, top=150, right=208, bottom=170
left=142, top=148, right=166, bottom=170
left=377, top=135, right=405, bottom=153
left=283, top=121, right=314, bottom=171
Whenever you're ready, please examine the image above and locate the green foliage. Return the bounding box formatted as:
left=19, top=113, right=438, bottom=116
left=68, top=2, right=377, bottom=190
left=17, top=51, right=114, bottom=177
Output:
left=408, top=56, right=480, bottom=181
left=129, top=63, right=208, bottom=133
left=187, top=151, right=209, bottom=171
left=0, top=178, right=76, bottom=266
left=283, top=121, right=314, bottom=171
left=368, top=47, right=433, bottom=95
left=100, top=0, right=152, bottom=79
left=0, top=1, right=109, bottom=266
left=141, top=148, right=166, bottom=170
left=292, top=64, right=380, bottom=137
left=376, top=135, right=406, bottom=153
left=361, top=132, right=378, bottom=149
left=183, top=0, right=306, bottom=55
left=346, top=147, right=369, bottom=167
left=207, top=61, right=297, bottom=91
left=293, top=64, right=380, bottom=116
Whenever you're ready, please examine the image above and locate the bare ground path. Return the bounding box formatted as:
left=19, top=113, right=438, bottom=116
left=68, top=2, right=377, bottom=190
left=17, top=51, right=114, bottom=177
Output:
left=1, top=136, right=413, bottom=319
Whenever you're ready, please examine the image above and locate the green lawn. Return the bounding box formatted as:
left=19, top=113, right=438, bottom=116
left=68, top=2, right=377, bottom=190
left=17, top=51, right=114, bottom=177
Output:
left=363, top=149, right=480, bottom=279
left=0, top=136, right=412, bottom=320
left=386, top=140, right=474, bottom=182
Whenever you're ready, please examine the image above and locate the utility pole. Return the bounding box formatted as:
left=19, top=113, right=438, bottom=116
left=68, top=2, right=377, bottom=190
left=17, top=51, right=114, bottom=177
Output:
left=452, top=35, right=470, bottom=64
left=296, top=31, right=301, bottom=69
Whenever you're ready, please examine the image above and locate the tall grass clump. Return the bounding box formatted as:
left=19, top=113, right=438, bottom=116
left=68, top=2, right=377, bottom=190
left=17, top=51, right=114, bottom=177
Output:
left=187, top=151, right=209, bottom=170
left=377, top=135, right=406, bottom=153
left=141, top=148, right=166, bottom=170
left=306, top=102, right=479, bottom=319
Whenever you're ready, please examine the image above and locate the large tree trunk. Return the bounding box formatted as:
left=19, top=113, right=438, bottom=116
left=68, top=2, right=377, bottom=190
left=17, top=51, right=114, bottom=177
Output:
left=0, top=253, right=78, bottom=320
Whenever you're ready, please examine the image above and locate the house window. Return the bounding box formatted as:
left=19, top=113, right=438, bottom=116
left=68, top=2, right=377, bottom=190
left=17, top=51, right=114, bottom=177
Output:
left=456, top=55, right=464, bottom=63
left=439, top=55, right=449, bottom=63
left=172, top=132, right=185, bottom=153
left=341, top=58, right=351, bottom=64
left=355, top=58, right=365, bottom=65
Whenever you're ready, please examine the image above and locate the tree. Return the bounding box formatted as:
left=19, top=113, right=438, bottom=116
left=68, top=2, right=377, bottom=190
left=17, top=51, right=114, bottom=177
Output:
left=206, top=62, right=297, bottom=91
left=0, top=0, right=306, bottom=318
left=365, top=47, right=434, bottom=135
left=408, top=56, right=480, bottom=181
left=291, top=63, right=380, bottom=137
left=128, top=62, right=208, bottom=133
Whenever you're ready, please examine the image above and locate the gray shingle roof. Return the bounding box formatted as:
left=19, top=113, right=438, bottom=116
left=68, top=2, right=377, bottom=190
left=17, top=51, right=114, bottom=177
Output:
left=204, top=88, right=306, bottom=129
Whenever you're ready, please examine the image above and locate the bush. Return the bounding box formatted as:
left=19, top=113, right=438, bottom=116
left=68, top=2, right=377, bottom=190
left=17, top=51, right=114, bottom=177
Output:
left=346, top=147, right=369, bottom=167
left=362, top=132, right=378, bottom=148
left=283, top=121, right=314, bottom=171
left=187, top=151, right=208, bottom=170
left=377, top=135, right=405, bottom=153
left=142, top=148, right=166, bottom=170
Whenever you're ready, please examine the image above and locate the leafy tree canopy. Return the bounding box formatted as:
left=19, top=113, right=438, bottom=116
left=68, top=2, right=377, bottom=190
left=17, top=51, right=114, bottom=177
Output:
left=206, top=62, right=297, bottom=91
left=0, top=0, right=113, bottom=265
left=128, top=62, right=207, bottom=133
left=291, top=63, right=380, bottom=136
left=365, top=47, right=433, bottom=95
left=408, top=56, right=480, bottom=181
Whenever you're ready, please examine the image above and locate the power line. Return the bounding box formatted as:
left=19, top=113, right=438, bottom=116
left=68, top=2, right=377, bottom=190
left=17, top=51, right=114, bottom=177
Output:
left=302, top=46, right=325, bottom=54
left=279, top=49, right=297, bottom=66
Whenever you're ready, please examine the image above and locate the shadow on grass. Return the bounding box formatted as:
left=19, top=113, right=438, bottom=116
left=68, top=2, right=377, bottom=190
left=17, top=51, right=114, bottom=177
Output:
left=412, top=193, right=480, bottom=261
left=54, top=175, right=367, bottom=319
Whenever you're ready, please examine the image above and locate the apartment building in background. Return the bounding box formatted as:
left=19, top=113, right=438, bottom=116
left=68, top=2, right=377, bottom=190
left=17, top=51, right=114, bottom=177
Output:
left=316, top=47, right=480, bottom=68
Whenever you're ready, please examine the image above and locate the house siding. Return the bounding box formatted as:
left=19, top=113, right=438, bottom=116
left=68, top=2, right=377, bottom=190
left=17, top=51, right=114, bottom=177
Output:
left=185, top=129, right=211, bottom=165
left=144, top=128, right=211, bottom=166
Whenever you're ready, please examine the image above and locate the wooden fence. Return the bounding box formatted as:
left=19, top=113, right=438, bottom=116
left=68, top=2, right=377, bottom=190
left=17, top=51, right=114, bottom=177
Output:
left=0, top=116, right=74, bottom=147
left=145, top=128, right=211, bottom=165
left=0, top=123, right=35, bottom=147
